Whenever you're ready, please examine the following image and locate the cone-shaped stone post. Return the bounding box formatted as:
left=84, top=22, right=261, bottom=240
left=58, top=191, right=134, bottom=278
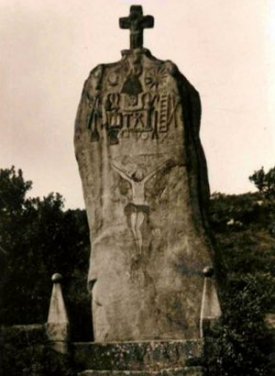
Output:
left=200, top=267, right=222, bottom=337
left=46, top=273, right=70, bottom=353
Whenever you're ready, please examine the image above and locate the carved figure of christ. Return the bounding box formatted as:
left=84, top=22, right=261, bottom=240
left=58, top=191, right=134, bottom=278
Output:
left=111, top=160, right=172, bottom=254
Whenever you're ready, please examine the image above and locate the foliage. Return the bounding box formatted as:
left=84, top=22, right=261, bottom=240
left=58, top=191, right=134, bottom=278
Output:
left=0, top=325, right=76, bottom=376
left=0, top=167, right=91, bottom=340
left=249, top=166, right=275, bottom=199
left=1, top=165, right=275, bottom=375
left=204, top=274, right=274, bottom=376
left=207, top=166, right=275, bottom=375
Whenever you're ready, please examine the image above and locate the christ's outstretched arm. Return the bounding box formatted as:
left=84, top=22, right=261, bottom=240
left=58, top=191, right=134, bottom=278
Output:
left=111, top=163, right=132, bottom=183
left=143, top=159, right=175, bottom=183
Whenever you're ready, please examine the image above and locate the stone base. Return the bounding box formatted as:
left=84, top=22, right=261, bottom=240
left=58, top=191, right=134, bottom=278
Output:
left=78, top=367, right=203, bottom=376
left=73, top=340, right=204, bottom=376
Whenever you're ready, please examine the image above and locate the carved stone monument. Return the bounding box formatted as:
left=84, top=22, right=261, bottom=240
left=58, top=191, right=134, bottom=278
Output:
left=75, top=5, right=220, bottom=345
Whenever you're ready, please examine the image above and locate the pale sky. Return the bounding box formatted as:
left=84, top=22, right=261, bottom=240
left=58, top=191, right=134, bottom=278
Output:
left=1, top=0, right=274, bottom=209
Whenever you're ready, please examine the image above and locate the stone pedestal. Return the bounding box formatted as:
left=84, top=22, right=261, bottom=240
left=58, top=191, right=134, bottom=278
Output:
left=73, top=340, right=204, bottom=376
left=79, top=369, right=203, bottom=376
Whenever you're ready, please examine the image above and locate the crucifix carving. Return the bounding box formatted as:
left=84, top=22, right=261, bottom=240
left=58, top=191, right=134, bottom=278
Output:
left=119, top=5, right=154, bottom=49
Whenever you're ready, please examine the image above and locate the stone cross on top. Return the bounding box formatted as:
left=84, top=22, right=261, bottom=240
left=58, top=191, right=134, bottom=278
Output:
left=119, top=5, right=154, bottom=49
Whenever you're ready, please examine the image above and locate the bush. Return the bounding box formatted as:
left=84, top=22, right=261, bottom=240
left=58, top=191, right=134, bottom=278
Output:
left=205, top=274, right=274, bottom=376
left=0, top=325, right=76, bottom=376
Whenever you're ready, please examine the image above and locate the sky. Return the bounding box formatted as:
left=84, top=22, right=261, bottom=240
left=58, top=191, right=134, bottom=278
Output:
left=0, top=0, right=274, bottom=209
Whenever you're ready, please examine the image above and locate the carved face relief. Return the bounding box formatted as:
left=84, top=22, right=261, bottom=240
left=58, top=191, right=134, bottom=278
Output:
left=107, top=71, right=120, bottom=87
left=131, top=168, right=144, bottom=182
left=91, top=65, right=104, bottom=90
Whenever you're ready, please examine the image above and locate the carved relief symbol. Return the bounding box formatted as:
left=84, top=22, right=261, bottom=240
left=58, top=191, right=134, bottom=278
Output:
left=104, top=93, right=122, bottom=145
left=158, top=92, right=181, bottom=133
left=145, top=66, right=168, bottom=90
left=121, top=58, right=143, bottom=108
left=167, top=94, right=181, bottom=130
left=88, top=95, right=101, bottom=142
left=159, top=91, right=169, bottom=132
left=118, top=92, right=159, bottom=140
left=111, top=160, right=174, bottom=255
left=86, top=65, right=104, bottom=142
left=87, top=61, right=179, bottom=144
left=107, top=71, right=119, bottom=87
left=142, top=92, right=158, bottom=131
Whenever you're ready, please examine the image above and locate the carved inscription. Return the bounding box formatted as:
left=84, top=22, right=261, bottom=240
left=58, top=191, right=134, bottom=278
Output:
left=86, top=61, right=180, bottom=144
left=89, top=93, right=179, bottom=144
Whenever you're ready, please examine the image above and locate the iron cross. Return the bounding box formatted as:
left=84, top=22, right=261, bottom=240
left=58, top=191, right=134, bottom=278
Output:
left=119, top=5, right=154, bottom=49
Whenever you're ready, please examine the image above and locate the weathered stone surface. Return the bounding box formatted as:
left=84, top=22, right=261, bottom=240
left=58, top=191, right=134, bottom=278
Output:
left=73, top=340, right=203, bottom=371
left=74, top=7, right=220, bottom=342
left=78, top=367, right=204, bottom=376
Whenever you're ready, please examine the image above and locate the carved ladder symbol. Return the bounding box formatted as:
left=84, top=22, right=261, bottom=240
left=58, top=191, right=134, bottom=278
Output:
left=159, top=92, right=169, bottom=132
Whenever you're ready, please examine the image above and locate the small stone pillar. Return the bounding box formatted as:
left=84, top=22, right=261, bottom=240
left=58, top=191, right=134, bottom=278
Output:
left=200, top=267, right=221, bottom=337
left=46, top=273, right=70, bottom=354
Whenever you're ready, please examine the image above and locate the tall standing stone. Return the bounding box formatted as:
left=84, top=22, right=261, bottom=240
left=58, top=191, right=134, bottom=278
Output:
left=74, top=5, right=220, bottom=342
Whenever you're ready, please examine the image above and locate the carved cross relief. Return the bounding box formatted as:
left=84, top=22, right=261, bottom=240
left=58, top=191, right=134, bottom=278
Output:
left=111, top=159, right=175, bottom=255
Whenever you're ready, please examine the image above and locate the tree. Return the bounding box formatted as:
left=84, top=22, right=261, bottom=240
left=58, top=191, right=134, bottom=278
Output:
left=249, top=166, right=275, bottom=199
left=0, top=167, right=91, bottom=339
left=207, top=168, right=275, bottom=375
left=1, top=166, right=275, bottom=374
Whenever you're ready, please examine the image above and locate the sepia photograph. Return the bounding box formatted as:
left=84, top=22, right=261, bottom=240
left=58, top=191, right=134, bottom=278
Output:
left=0, top=1, right=274, bottom=375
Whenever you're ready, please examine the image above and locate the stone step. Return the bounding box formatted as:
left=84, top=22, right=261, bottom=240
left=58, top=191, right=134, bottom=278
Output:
left=73, top=340, right=203, bottom=371
left=78, top=367, right=204, bottom=376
